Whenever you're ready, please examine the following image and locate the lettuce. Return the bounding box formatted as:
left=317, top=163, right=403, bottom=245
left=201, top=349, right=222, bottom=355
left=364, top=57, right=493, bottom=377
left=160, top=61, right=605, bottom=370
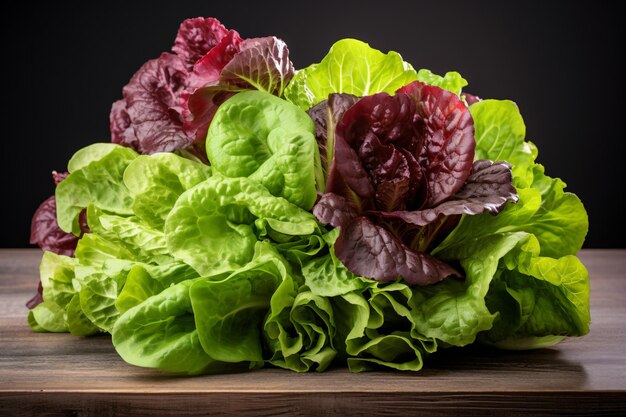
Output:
left=28, top=22, right=590, bottom=375
left=285, top=39, right=418, bottom=110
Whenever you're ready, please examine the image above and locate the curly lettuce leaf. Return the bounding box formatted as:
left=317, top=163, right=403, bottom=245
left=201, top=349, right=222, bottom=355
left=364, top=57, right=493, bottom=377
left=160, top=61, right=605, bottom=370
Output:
left=190, top=242, right=288, bottom=364
left=172, top=17, right=229, bottom=70
left=206, top=91, right=319, bottom=209
left=470, top=100, right=537, bottom=188
left=55, top=144, right=138, bottom=235
left=164, top=176, right=318, bottom=276
left=264, top=276, right=337, bottom=372
left=334, top=284, right=436, bottom=372
left=284, top=39, right=417, bottom=110
left=123, top=153, right=211, bottom=229
left=110, top=53, right=192, bottom=154
left=112, top=279, right=218, bottom=375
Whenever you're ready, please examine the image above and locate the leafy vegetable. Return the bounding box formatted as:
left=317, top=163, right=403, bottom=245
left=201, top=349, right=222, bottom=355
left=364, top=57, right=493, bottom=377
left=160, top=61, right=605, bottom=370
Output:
left=29, top=171, right=87, bottom=263
left=415, top=69, right=467, bottom=96
left=55, top=144, right=138, bottom=235
left=112, top=279, right=217, bottom=375
left=191, top=242, right=288, bottom=364
left=123, top=152, right=211, bottom=229
left=206, top=91, right=319, bottom=209
left=265, top=276, right=337, bottom=372
left=313, top=82, right=517, bottom=284
left=28, top=20, right=589, bottom=376
left=284, top=39, right=418, bottom=110
left=164, top=175, right=318, bottom=275
left=111, top=17, right=295, bottom=160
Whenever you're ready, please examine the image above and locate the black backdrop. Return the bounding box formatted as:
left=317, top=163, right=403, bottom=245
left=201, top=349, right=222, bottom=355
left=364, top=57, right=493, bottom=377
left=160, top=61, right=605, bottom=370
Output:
left=2, top=1, right=624, bottom=248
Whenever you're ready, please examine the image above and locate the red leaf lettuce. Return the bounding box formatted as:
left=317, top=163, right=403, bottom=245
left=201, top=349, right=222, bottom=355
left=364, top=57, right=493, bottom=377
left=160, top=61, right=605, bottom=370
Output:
left=110, top=17, right=294, bottom=160
left=312, top=82, right=518, bottom=285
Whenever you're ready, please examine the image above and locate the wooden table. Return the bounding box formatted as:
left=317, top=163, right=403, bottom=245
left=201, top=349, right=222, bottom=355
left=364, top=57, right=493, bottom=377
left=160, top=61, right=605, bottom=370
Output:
left=0, top=249, right=624, bottom=416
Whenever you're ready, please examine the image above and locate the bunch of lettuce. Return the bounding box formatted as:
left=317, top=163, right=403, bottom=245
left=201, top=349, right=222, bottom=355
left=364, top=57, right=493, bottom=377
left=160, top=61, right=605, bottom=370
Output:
left=27, top=17, right=589, bottom=374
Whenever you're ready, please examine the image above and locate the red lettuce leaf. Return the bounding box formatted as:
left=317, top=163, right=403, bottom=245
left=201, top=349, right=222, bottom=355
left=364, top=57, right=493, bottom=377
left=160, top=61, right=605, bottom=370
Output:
left=182, top=37, right=295, bottom=144
left=398, top=81, right=475, bottom=207
left=26, top=282, right=43, bottom=309
left=307, top=93, right=359, bottom=182
left=313, top=81, right=517, bottom=286
left=172, top=17, right=229, bottom=70
left=187, top=30, right=243, bottom=90
left=463, top=92, right=481, bottom=106
left=111, top=53, right=192, bottom=154
left=219, top=37, right=294, bottom=95
left=30, top=195, right=79, bottom=257
left=334, top=216, right=460, bottom=285
left=312, top=193, right=358, bottom=228
left=374, top=160, right=518, bottom=226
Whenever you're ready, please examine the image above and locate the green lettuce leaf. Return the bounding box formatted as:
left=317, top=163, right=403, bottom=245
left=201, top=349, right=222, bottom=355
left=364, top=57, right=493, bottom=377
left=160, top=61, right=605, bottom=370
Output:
left=123, top=153, right=211, bottom=229
left=416, top=69, right=467, bottom=95
left=65, top=294, right=100, bottom=336
left=164, top=175, right=318, bottom=276
left=333, top=287, right=430, bottom=372
left=56, top=144, right=138, bottom=234
left=86, top=205, right=172, bottom=264
left=112, top=279, right=218, bottom=375
left=28, top=301, right=67, bottom=333
left=115, top=263, right=199, bottom=314
left=470, top=100, right=537, bottom=188
left=264, top=276, right=337, bottom=372
left=284, top=39, right=417, bottom=110
left=300, top=229, right=369, bottom=297
left=488, top=234, right=590, bottom=339
left=206, top=91, right=319, bottom=209
left=190, top=242, right=289, bottom=364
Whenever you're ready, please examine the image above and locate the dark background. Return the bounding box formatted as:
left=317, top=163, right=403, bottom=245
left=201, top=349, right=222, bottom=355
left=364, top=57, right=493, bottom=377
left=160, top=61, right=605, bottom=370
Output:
left=1, top=1, right=624, bottom=248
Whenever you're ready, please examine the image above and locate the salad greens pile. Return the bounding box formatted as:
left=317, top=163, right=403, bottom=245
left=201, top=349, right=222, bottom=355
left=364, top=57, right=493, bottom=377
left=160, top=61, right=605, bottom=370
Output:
left=28, top=17, right=589, bottom=374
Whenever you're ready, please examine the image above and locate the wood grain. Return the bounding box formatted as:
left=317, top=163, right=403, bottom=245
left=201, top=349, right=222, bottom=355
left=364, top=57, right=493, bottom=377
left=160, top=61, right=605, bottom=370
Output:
left=0, top=249, right=625, bottom=416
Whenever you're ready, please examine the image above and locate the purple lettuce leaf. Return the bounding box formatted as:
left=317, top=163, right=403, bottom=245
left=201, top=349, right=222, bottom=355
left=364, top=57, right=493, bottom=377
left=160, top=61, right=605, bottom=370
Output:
left=398, top=81, right=475, bottom=207
left=111, top=53, right=192, bottom=154
left=30, top=196, right=79, bottom=257
left=313, top=81, right=517, bottom=286
left=308, top=94, right=360, bottom=187
left=374, top=160, right=518, bottom=226
left=312, top=193, right=358, bottom=228
left=187, top=30, right=242, bottom=90
left=463, top=92, right=481, bottom=106
left=182, top=36, right=295, bottom=143
left=172, top=17, right=229, bottom=70
left=26, top=282, right=43, bottom=310
left=219, top=37, right=294, bottom=95
left=334, top=216, right=460, bottom=285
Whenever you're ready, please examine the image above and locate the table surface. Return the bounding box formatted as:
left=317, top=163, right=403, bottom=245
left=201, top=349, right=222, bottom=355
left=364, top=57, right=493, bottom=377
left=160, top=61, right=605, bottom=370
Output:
left=0, top=249, right=624, bottom=416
